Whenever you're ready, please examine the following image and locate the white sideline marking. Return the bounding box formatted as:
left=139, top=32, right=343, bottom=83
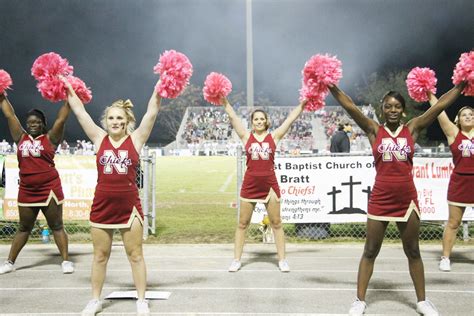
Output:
left=1, top=312, right=348, bottom=316
left=13, top=268, right=474, bottom=275
left=219, top=172, right=235, bottom=192
left=0, top=287, right=472, bottom=294
left=12, top=255, right=474, bottom=261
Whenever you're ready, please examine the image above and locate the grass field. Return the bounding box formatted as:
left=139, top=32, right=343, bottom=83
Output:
left=0, top=156, right=240, bottom=243
left=151, top=156, right=238, bottom=243
left=145, top=156, right=473, bottom=244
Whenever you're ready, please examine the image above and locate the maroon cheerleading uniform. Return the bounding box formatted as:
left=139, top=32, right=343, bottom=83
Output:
left=368, top=125, right=420, bottom=221
left=90, top=135, right=143, bottom=228
left=240, top=133, right=280, bottom=202
left=16, top=134, right=64, bottom=206
left=447, top=131, right=474, bottom=206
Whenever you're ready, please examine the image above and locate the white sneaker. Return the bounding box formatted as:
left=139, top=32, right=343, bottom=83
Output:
left=278, top=259, right=290, bottom=272
left=416, top=299, right=439, bottom=316
left=439, top=256, right=451, bottom=272
left=137, top=299, right=150, bottom=316
left=81, top=299, right=102, bottom=316
left=228, top=259, right=241, bottom=272
left=62, top=260, right=75, bottom=274
left=0, top=261, right=15, bottom=275
left=349, top=299, right=366, bottom=316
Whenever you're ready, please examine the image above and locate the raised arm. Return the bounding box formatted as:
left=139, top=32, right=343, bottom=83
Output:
left=131, top=86, right=162, bottom=152
left=329, top=85, right=379, bottom=143
left=221, top=98, right=249, bottom=142
left=272, top=100, right=306, bottom=143
left=408, top=83, right=465, bottom=141
left=0, top=94, right=25, bottom=143
left=427, top=92, right=458, bottom=144
left=61, top=77, right=106, bottom=146
left=47, top=101, right=71, bottom=146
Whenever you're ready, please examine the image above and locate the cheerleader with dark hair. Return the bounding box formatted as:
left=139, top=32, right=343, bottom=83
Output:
left=0, top=93, right=73, bottom=275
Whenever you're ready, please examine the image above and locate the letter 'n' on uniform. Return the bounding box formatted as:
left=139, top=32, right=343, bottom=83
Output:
left=250, top=142, right=270, bottom=160
left=20, top=140, right=42, bottom=157
left=102, top=150, right=129, bottom=174
left=381, top=138, right=408, bottom=162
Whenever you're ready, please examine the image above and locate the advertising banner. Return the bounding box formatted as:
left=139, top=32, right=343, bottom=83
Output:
left=251, top=156, right=473, bottom=223
left=3, top=155, right=96, bottom=220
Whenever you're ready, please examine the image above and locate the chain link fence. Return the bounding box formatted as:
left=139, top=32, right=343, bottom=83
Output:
left=0, top=149, right=156, bottom=242
left=237, top=149, right=473, bottom=243
left=1, top=150, right=472, bottom=244
left=243, top=221, right=473, bottom=243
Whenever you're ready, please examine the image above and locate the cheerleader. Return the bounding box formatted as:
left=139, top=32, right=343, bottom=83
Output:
left=329, top=81, right=465, bottom=316
left=0, top=93, right=73, bottom=274
left=220, top=97, right=306, bottom=273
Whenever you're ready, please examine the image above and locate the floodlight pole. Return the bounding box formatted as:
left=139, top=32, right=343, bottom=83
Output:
left=246, top=0, right=254, bottom=108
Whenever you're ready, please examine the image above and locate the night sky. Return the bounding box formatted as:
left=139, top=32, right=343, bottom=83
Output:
left=0, top=0, right=473, bottom=145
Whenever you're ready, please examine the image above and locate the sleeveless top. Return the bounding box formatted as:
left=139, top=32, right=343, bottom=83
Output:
left=17, top=134, right=56, bottom=176
left=245, top=133, right=276, bottom=176
left=372, top=125, right=414, bottom=182
left=450, top=131, right=474, bottom=175
left=95, top=135, right=139, bottom=192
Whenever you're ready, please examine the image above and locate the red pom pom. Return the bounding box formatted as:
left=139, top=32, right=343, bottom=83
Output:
left=406, top=67, right=437, bottom=102
left=299, top=54, right=342, bottom=111
left=153, top=50, right=193, bottom=98
left=203, top=72, right=232, bottom=105
left=452, top=51, right=474, bottom=96
left=31, top=52, right=73, bottom=81
left=0, top=69, right=13, bottom=95
left=68, top=76, right=92, bottom=104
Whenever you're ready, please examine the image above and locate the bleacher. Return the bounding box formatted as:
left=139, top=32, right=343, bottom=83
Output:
left=173, top=105, right=377, bottom=155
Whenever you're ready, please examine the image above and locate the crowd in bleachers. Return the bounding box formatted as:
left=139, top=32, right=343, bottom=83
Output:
left=176, top=105, right=378, bottom=154
left=179, top=106, right=317, bottom=154
left=320, top=108, right=346, bottom=139
left=0, top=139, right=14, bottom=153
left=318, top=106, right=374, bottom=152
left=0, top=105, right=378, bottom=157
left=180, top=108, right=232, bottom=145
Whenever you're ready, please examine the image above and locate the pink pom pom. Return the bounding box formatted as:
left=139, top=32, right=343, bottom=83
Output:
left=299, top=85, right=328, bottom=112
left=32, top=52, right=74, bottom=102
left=452, top=51, right=474, bottom=96
left=303, top=97, right=327, bottom=112
left=31, top=52, right=91, bottom=104
left=302, top=54, right=342, bottom=94
left=203, top=72, right=232, bottom=105
left=0, top=69, right=13, bottom=94
left=299, top=54, right=342, bottom=111
left=153, top=50, right=193, bottom=99
left=31, top=52, right=73, bottom=81
left=36, top=77, right=67, bottom=102
left=36, top=75, right=92, bottom=104
left=406, top=67, right=437, bottom=102
left=68, top=76, right=93, bottom=104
